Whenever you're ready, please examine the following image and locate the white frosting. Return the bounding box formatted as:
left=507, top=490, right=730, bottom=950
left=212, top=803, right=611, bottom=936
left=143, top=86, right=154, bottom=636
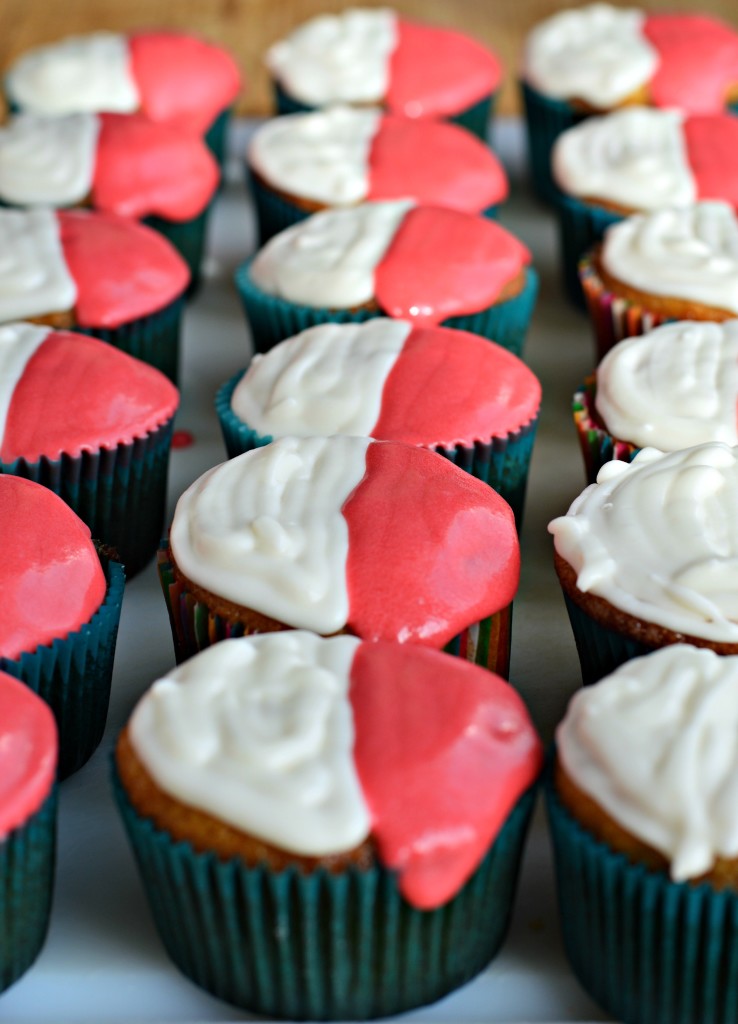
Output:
left=248, top=107, right=381, bottom=206
left=232, top=320, right=410, bottom=438
left=558, top=644, right=738, bottom=881
left=0, top=322, right=51, bottom=446
left=169, top=436, right=371, bottom=633
left=0, top=209, right=77, bottom=323
left=549, top=443, right=738, bottom=643
left=5, top=32, right=139, bottom=115
left=266, top=9, right=397, bottom=106
left=601, top=202, right=738, bottom=314
left=0, top=113, right=99, bottom=206
left=524, top=4, right=657, bottom=108
left=596, top=321, right=738, bottom=450
left=552, top=107, right=697, bottom=210
left=129, top=632, right=371, bottom=855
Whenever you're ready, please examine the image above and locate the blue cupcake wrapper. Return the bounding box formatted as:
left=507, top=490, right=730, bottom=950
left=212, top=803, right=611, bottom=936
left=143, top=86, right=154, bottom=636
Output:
left=143, top=203, right=213, bottom=294
left=519, top=81, right=586, bottom=204
left=0, top=557, right=125, bottom=778
left=562, top=590, right=656, bottom=686
left=112, top=759, right=537, bottom=1020
left=553, top=193, right=624, bottom=308
left=203, top=106, right=232, bottom=170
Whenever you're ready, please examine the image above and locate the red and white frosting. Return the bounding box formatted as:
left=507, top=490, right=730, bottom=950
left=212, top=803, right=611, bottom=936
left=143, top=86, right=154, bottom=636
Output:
left=129, top=632, right=541, bottom=908
left=5, top=31, right=241, bottom=135
left=248, top=107, right=507, bottom=211
left=232, top=320, right=541, bottom=448
left=249, top=201, right=530, bottom=322
left=0, top=475, right=107, bottom=661
left=169, top=435, right=519, bottom=645
left=266, top=9, right=501, bottom=118
left=0, top=208, right=189, bottom=329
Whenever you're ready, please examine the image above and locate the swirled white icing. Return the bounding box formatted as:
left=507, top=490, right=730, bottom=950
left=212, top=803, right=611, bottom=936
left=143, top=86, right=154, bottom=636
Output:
left=5, top=32, right=139, bottom=115
left=248, top=106, right=381, bottom=206
left=552, top=107, right=696, bottom=210
left=549, top=443, right=738, bottom=642
left=596, top=321, right=738, bottom=450
left=601, top=202, right=738, bottom=313
left=249, top=200, right=412, bottom=307
left=557, top=644, right=738, bottom=881
left=0, top=209, right=76, bottom=323
left=129, top=632, right=370, bottom=855
left=266, top=9, right=396, bottom=106
left=524, top=4, right=657, bottom=108
left=0, top=113, right=99, bottom=206
left=169, top=436, right=370, bottom=633
left=232, top=320, right=409, bottom=437
left=0, top=322, right=50, bottom=446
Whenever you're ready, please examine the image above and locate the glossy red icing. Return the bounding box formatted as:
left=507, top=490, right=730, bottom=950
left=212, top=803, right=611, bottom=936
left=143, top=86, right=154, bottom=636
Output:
left=129, top=32, right=241, bottom=136
left=386, top=18, right=501, bottom=119
left=683, top=114, right=738, bottom=213
left=0, top=671, right=57, bottom=839
left=375, top=205, right=529, bottom=324
left=58, top=210, right=189, bottom=328
left=0, top=476, right=106, bottom=661
left=342, top=440, right=519, bottom=647
left=644, top=14, right=738, bottom=115
left=349, top=641, right=542, bottom=908
left=372, top=326, right=540, bottom=447
left=93, top=112, right=219, bottom=222
left=367, top=116, right=507, bottom=211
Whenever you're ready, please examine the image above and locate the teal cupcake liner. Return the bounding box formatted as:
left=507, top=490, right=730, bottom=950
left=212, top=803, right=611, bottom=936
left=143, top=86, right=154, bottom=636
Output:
left=0, top=787, right=57, bottom=995
left=112, top=760, right=537, bottom=1020
left=203, top=106, right=232, bottom=170
left=554, top=193, right=624, bottom=308
left=572, top=377, right=639, bottom=484
left=144, top=203, right=213, bottom=294
left=562, top=591, right=655, bottom=686
left=520, top=81, right=585, bottom=204
left=0, top=557, right=125, bottom=778
left=545, top=758, right=738, bottom=1024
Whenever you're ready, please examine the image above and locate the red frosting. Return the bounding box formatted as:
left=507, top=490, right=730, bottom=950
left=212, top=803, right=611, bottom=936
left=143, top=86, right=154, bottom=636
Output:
left=0, top=671, right=57, bottom=839
left=349, top=641, right=542, bottom=908
left=92, top=112, right=220, bottom=222
left=1, top=330, right=179, bottom=463
left=643, top=14, right=738, bottom=115
left=372, top=326, right=540, bottom=447
left=129, top=32, right=241, bottom=135
left=367, top=116, right=507, bottom=211
left=375, top=205, right=530, bottom=324
left=58, top=210, right=190, bottom=328
left=0, top=476, right=107, bottom=661
left=386, top=18, right=502, bottom=119
left=342, top=440, right=519, bottom=647
left=683, top=114, right=738, bottom=213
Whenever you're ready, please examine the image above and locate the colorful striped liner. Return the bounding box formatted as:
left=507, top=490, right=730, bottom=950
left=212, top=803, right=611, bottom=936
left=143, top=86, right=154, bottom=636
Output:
left=572, top=376, right=639, bottom=484
left=554, top=194, right=623, bottom=308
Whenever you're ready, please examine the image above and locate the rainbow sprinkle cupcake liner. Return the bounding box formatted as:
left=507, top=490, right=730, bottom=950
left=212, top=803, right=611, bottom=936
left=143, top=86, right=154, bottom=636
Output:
left=0, top=557, right=125, bottom=778
left=113, top=762, right=536, bottom=1020
left=562, top=591, right=654, bottom=687
left=572, top=377, right=639, bottom=484
left=554, top=194, right=623, bottom=308
left=144, top=203, right=213, bottom=293
left=0, top=787, right=57, bottom=995
left=520, top=82, right=586, bottom=204
left=78, top=294, right=185, bottom=384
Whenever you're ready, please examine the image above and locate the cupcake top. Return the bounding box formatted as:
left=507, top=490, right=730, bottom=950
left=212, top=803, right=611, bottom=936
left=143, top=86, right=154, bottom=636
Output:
left=248, top=107, right=508, bottom=211
left=0, top=207, right=190, bottom=328
left=557, top=644, right=738, bottom=881
left=249, top=201, right=530, bottom=322
left=169, top=435, right=519, bottom=645
left=266, top=9, right=501, bottom=118
left=127, top=632, right=542, bottom=907
left=5, top=31, right=241, bottom=134
left=548, top=443, right=738, bottom=644
left=524, top=5, right=738, bottom=114
left=0, top=670, right=57, bottom=840
left=0, top=475, right=107, bottom=661
left=230, top=319, right=541, bottom=447
left=0, top=322, right=179, bottom=462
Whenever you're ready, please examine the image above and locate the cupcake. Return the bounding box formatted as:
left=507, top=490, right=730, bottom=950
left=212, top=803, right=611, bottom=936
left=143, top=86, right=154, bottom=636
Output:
left=159, top=435, right=520, bottom=675
left=113, top=631, right=542, bottom=1019
left=235, top=200, right=536, bottom=355
left=266, top=9, right=502, bottom=140
left=0, top=671, right=57, bottom=995
left=521, top=5, right=738, bottom=201
left=216, top=319, right=541, bottom=526
left=1, top=475, right=124, bottom=777
left=546, top=643, right=738, bottom=1024
left=246, top=106, right=508, bottom=242
left=0, top=322, right=179, bottom=576
left=0, top=207, right=189, bottom=381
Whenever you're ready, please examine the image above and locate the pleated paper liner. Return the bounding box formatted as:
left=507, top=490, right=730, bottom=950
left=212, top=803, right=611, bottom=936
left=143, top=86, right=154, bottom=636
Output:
left=0, top=788, right=57, bottom=995
left=112, top=762, right=537, bottom=1021
left=562, top=591, right=655, bottom=687
left=573, top=377, right=639, bottom=484
left=0, top=556, right=125, bottom=778
left=519, top=81, right=586, bottom=205
left=553, top=193, right=623, bottom=308
left=203, top=107, right=232, bottom=170
left=144, top=203, right=214, bottom=295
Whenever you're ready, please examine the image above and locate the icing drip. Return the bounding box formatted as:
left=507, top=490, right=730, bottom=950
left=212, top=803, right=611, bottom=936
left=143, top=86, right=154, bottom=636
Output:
left=0, top=209, right=76, bottom=324
left=0, top=113, right=99, bottom=207
left=644, top=14, right=738, bottom=115
left=0, top=671, right=57, bottom=840
left=683, top=115, right=738, bottom=214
